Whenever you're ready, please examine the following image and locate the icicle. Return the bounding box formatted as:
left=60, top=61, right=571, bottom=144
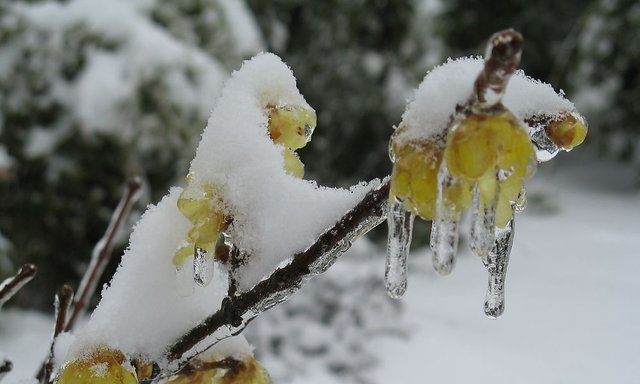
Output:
left=385, top=197, right=414, bottom=299
left=482, top=217, right=515, bottom=319
left=469, top=183, right=498, bottom=257
left=430, top=162, right=460, bottom=276
left=193, top=247, right=214, bottom=287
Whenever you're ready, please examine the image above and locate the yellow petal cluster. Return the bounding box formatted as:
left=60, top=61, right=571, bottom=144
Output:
left=267, top=105, right=316, bottom=178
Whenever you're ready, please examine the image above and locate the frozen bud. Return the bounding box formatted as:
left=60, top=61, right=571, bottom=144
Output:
left=545, top=112, right=587, bottom=151
left=268, top=104, right=317, bottom=150
left=389, top=138, right=443, bottom=220
left=56, top=349, right=137, bottom=384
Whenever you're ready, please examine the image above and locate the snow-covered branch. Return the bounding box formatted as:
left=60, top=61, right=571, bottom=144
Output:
left=164, top=179, right=390, bottom=371
left=0, top=264, right=37, bottom=309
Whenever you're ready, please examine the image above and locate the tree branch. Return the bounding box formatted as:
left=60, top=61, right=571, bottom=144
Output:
left=37, top=285, right=74, bottom=384
left=162, top=179, right=390, bottom=373
left=0, top=264, right=37, bottom=308
left=473, top=29, right=523, bottom=107
left=65, top=177, right=142, bottom=332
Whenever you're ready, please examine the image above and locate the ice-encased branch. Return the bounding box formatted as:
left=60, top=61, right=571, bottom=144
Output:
left=0, top=264, right=37, bottom=309
left=163, top=180, right=390, bottom=372
left=65, top=177, right=142, bottom=332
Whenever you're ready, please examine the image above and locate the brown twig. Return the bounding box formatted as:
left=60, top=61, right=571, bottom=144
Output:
left=473, top=29, right=523, bottom=108
left=65, top=177, right=142, bottom=332
left=163, top=180, right=390, bottom=372
left=37, top=285, right=74, bottom=384
left=0, top=264, right=37, bottom=308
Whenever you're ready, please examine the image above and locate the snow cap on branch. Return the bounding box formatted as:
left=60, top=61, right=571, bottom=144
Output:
left=396, top=57, right=577, bottom=144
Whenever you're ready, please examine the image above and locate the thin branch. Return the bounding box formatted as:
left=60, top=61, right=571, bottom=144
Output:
left=473, top=29, right=523, bottom=107
left=0, top=264, right=37, bottom=308
left=65, top=177, right=142, bottom=332
left=163, top=180, right=390, bottom=372
left=37, top=285, right=74, bottom=384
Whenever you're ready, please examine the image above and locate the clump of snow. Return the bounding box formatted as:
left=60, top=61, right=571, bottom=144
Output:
left=61, top=188, right=252, bottom=364
left=396, top=57, right=578, bottom=144
left=189, top=52, right=378, bottom=291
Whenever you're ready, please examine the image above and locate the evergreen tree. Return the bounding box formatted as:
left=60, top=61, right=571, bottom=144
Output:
left=0, top=0, right=257, bottom=308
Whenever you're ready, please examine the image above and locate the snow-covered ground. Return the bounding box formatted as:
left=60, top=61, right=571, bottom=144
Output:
left=1, top=156, right=639, bottom=383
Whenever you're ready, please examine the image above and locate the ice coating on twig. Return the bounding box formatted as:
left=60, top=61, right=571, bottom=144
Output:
left=483, top=218, right=515, bottom=319
left=385, top=198, right=414, bottom=299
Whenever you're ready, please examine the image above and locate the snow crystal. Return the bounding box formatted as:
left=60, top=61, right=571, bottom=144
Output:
left=62, top=188, right=251, bottom=363
left=189, top=52, right=377, bottom=291
left=395, top=57, right=577, bottom=144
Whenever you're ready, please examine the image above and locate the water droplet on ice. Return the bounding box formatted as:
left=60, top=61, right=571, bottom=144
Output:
left=482, top=218, right=515, bottom=319
left=385, top=197, right=414, bottom=299
left=193, top=247, right=214, bottom=287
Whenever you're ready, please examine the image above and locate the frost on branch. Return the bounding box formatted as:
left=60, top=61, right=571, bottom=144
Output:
left=386, top=30, right=587, bottom=317
left=54, top=53, right=379, bottom=383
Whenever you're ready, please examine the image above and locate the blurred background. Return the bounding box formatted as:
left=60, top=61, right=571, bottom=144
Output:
left=0, top=0, right=638, bottom=383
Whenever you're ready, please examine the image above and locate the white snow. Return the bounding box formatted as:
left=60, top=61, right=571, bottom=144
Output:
left=188, top=52, right=378, bottom=291
left=11, top=0, right=227, bottom=138
left=396, top=57, right=577, bottom=144
left=62, top=188, right=251, bottom=364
